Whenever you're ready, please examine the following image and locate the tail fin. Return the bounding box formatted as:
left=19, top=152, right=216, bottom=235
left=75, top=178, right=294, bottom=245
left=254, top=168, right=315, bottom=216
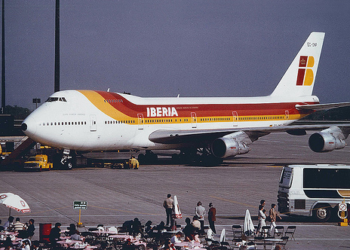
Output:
left=271, top=32, right=325, bottom=97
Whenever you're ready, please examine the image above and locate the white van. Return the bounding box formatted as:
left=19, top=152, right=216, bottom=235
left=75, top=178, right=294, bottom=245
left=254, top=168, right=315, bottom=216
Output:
left=278, top=164, right=350, bottom=222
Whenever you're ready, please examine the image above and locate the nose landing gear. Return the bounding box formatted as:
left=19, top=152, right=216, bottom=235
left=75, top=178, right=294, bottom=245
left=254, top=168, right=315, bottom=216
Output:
left=57, top=149, right=75, bottom=170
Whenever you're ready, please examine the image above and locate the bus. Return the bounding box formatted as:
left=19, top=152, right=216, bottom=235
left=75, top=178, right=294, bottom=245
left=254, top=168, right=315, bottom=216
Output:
left=277, top=164, right=350, bottom=222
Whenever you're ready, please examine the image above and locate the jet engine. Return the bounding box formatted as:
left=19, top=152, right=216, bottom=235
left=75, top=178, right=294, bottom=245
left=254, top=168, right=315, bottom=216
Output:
left=309, top=126, right=347, bottom=152
left=211, top=132, right=252, bottom=158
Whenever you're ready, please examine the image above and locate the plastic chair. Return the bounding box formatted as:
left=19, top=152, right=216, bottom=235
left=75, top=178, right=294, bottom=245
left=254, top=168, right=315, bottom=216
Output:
left=279, top=236, right=289, bottom=249
left=259, top=226, right=270, bottom=238
left=253, top=236, right=265, bottom=249
left=284, top=226, right=296, bottom=240
left=273, top=225, right=284, bottom=238
left=231, top=225, right=242, bottom=239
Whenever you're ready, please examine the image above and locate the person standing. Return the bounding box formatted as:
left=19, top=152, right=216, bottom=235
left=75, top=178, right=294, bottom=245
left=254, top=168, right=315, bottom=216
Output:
left=163, top=194, right=174, bottom=226
left=27, top=219, right=35, bottom=240
left=195, top=201, right=206, bottom=234
left=208, top=203, right=216, bottom=234
left=49, top=222, right=61, bottom=247
left=257, top=205, right=266, bottom=234
left=269, top=204, right=282, bottom=236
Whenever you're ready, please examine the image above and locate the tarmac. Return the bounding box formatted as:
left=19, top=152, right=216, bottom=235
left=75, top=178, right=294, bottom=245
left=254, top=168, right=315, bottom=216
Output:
left=1, top=132, right=350, bottom=249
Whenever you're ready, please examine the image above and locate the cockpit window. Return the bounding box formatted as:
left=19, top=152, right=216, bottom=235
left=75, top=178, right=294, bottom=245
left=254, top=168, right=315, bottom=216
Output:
left=46, top=97, right=67, bottom=102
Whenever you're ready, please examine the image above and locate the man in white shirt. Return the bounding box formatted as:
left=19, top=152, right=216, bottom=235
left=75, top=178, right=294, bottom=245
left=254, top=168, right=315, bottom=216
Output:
left=195, top=201, right=206, bottom=234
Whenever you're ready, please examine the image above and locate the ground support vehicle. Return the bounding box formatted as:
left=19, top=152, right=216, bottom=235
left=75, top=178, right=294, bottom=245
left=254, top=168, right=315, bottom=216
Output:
left=23, top=154, right=53, bottom=171
left=278, top=164, right=350, bottom=222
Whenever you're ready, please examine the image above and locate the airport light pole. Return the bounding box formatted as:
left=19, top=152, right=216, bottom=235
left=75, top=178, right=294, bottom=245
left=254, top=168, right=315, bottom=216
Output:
left=54, top=0, right=60, bottom=93
left=2, top=0, right=5, bottom=113
left=33, top=98, right=41, bottom=109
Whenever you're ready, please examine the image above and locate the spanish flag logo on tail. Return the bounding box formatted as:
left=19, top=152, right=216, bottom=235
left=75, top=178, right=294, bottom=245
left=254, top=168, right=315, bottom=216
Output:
left=296, top=56, right=315, bottom=86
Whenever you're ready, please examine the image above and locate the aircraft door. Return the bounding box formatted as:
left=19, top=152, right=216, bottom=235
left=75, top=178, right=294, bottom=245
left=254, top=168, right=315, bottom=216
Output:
left=232, top=111, right=238, bottom=127
left=90, top=115, right=97, bottom=132
left=285, top=110, right=289, bottom=120
left=191, top=112, right=197, bottom=128
left=137, top=113, right=144, bottom=130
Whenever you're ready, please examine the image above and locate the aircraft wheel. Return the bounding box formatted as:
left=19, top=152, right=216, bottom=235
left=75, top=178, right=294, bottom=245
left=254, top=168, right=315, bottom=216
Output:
left=66, top=161, right=73, bottom=170
left=172, top=154, right=179, bottom=163
left=202, top=155, right=223, bottom=166
left=144, top=152, right=158, bottom=164
left=138, top=154, right=145, bottom=164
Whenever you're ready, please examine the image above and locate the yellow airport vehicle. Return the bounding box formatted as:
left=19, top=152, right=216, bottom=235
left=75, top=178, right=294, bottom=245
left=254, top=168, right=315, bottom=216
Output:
left=23, top=154, right=53, bottom=171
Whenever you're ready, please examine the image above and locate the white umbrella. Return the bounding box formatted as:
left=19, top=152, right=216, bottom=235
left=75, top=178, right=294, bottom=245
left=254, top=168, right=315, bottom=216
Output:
left=243, top=209, right=255, bottom=236
left=220, top=228, right=226, bottom=242
left=0, top=193, right=31, bottom=215
left=172, top=195, right=182, bottom=219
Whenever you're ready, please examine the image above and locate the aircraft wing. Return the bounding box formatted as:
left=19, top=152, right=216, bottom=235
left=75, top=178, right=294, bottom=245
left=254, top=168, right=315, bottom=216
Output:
left=149, top=124, right=350, bottom=144
left=296, top=102, right=350, bottom=111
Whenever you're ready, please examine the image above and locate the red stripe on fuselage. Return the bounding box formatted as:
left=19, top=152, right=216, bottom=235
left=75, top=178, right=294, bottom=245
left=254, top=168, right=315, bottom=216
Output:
left=94, top=91, right=315, bottom=118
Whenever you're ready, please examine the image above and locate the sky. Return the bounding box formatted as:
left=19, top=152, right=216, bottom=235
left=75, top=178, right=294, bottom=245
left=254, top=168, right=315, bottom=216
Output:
left=1, top=0, right=350, bottom=110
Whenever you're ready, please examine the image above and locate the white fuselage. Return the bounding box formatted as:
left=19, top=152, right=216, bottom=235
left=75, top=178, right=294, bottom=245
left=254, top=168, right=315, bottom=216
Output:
left=22, top=90, right=318, bottom=151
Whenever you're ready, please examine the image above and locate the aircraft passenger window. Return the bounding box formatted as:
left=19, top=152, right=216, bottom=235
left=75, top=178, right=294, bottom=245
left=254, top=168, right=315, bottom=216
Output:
left=55, top=122, right=57, bottom=125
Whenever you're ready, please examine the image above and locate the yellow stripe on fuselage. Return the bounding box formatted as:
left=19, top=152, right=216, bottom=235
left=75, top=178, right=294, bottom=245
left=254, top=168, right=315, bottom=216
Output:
left=79, top=90, right=308, bottom=126
left=78, top=90, right=132, bottom=121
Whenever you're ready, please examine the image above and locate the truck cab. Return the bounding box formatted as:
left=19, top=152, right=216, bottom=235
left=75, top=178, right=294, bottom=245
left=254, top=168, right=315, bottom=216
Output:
left=24, top=154, right=53, bottom=171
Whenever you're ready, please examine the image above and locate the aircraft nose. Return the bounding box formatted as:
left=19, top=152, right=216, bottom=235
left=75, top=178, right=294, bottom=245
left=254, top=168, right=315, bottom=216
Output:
left=21, top=123, right=27, bottom=131
left=22, top=115, right=37, bottom=137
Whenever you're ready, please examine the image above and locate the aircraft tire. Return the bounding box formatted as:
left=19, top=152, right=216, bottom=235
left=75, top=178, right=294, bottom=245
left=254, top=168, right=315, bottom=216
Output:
left=66, top=161, right=74, bottom=170
left=172, top=154, right=179, bottom=163
left=138, top=154, right=145, bottom=164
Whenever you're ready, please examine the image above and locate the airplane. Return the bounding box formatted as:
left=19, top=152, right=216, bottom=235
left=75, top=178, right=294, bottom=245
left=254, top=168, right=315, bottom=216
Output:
left=21, top=32, right=350, bottom=167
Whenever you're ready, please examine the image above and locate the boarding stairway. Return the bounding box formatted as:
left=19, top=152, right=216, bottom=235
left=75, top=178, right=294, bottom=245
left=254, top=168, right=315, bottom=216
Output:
left=1, top=136, right=36, bottom=166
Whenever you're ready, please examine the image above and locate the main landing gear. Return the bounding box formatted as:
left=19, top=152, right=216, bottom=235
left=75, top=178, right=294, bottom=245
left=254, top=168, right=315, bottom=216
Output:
left=138, top=148, right=223, bottom=166
left=138, top=150, right=158, bottom=164
left=172, top=148, right=223, bottom=166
